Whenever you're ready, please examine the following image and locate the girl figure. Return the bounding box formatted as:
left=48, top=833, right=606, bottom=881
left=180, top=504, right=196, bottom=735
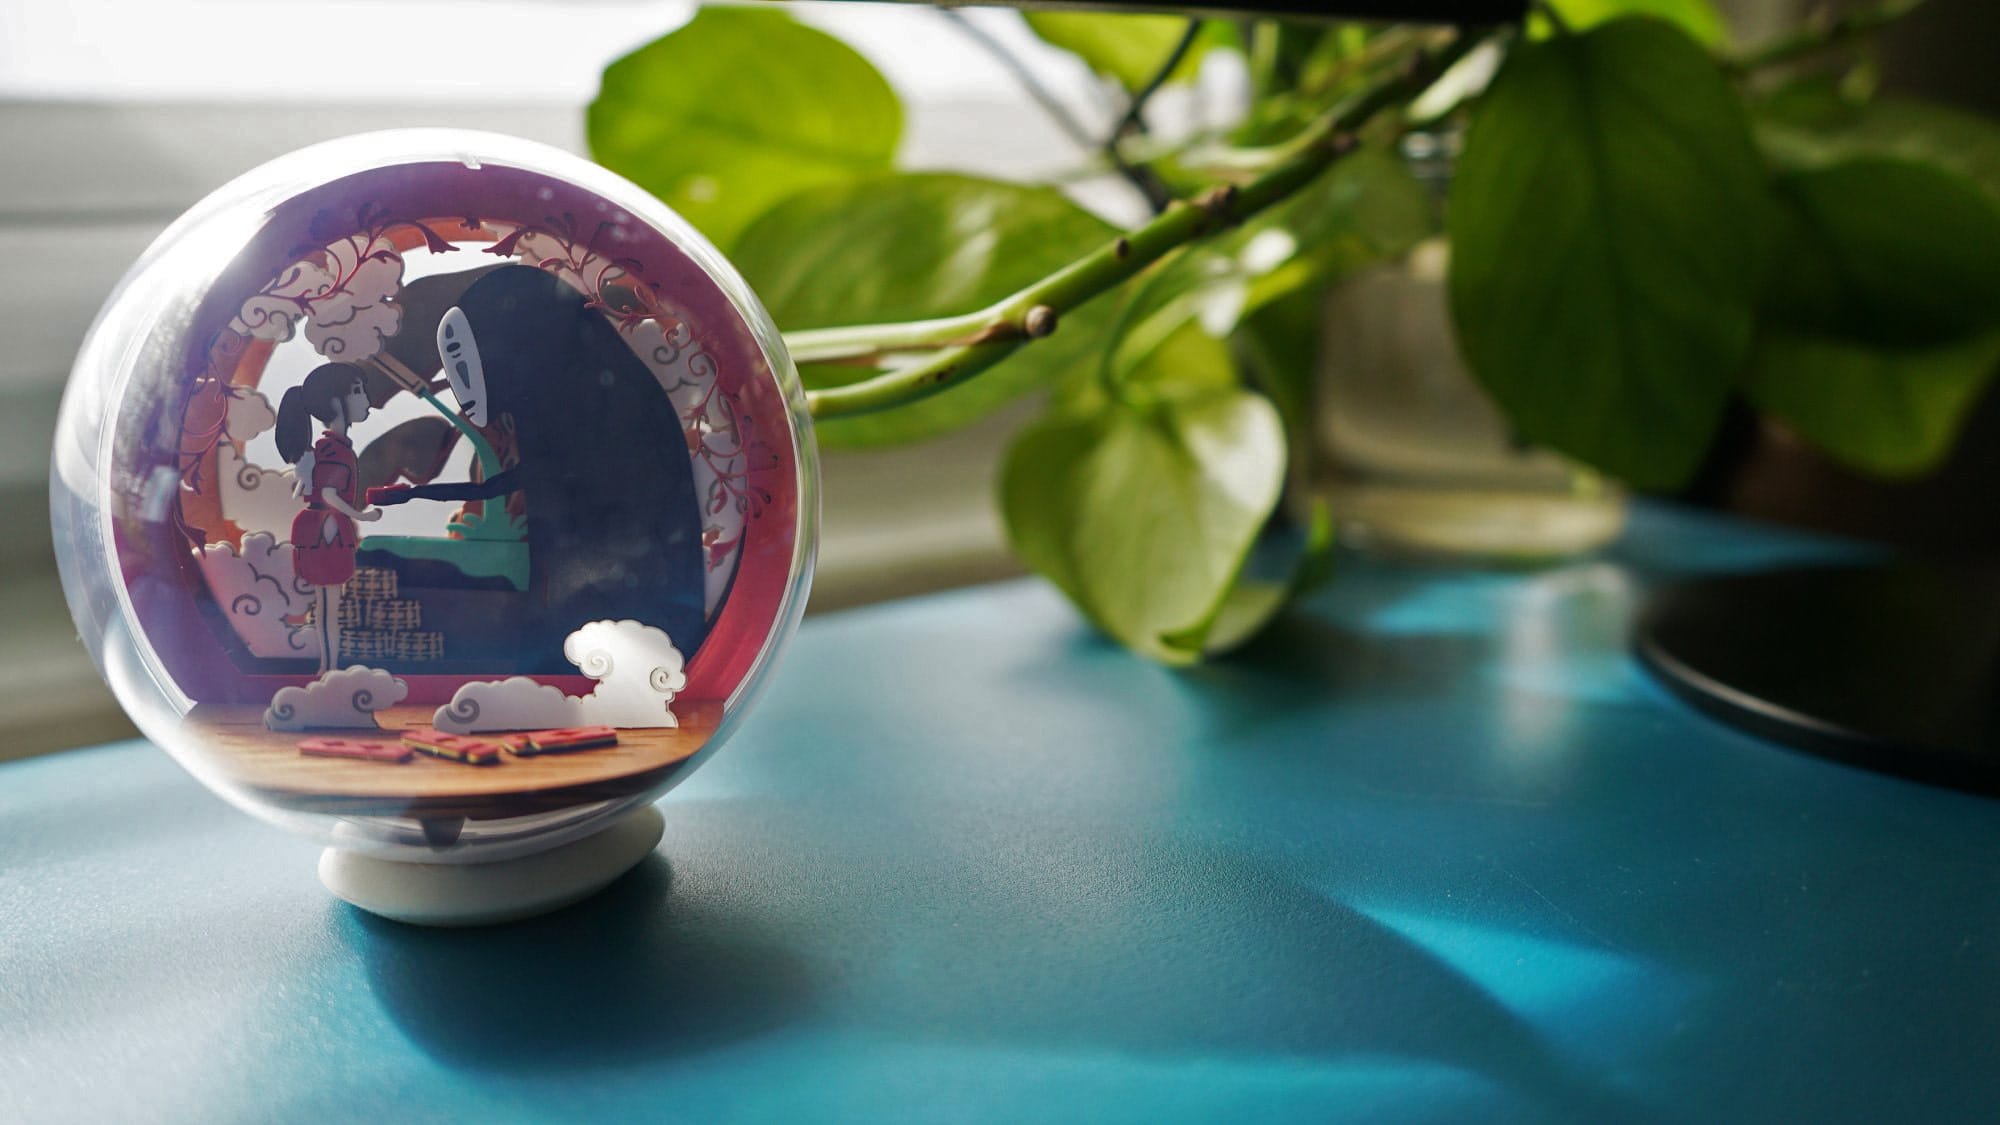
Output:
left=276, top=363, right=383, bottom=672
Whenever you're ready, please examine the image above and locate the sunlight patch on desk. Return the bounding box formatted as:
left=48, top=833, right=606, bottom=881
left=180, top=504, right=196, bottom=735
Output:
left=1355, top=903, right=1694, bottom=1079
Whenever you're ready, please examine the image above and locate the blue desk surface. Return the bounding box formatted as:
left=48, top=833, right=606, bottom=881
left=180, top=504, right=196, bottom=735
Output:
left=4, top=506, right=1996, bottom=1123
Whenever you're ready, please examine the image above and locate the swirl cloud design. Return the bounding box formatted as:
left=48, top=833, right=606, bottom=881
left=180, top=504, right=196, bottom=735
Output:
left=432, top=620, right=687, bottom=733
left=198, top=532, right=317, bottom=659
left=231, top=232, right=404, bottom=361
left=263, top=666, right=409, bottom=732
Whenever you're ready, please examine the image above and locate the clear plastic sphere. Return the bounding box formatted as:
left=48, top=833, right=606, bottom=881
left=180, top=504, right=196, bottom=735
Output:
left=51, top=131, right=816, bottom=861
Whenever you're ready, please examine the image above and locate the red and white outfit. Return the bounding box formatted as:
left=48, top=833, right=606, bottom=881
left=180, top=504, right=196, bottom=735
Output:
left=290, top=431, right=360, bottom=587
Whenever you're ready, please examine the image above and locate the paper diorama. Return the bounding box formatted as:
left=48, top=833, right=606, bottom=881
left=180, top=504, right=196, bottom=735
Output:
left=105, top=159, right=803, bottom=826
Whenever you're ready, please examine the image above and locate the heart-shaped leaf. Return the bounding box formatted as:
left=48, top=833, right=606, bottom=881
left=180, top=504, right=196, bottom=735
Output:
left=1747, top=158, right=2000, bottom=476
left=1001, top=328, right=1287, bottom=664
left=589, top=7, right=902, bottom=249
left=1748, top=331, right=2000, bottom=477
left=1448, top=18, right=1774, bottom=490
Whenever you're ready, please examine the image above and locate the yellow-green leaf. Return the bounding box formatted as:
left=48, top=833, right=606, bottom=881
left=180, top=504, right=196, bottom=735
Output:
left=1535, top=0, right=1730, bottom=47
left=1024, top=12, right=1211, bottom=90
left=1002, top=330, right=1286, bottom=664
left=589, top=7, right=901, bottom=249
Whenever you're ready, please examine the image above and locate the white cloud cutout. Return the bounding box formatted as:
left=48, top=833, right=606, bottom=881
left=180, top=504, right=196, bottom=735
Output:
left=304, top=249, right=403, bottom=360
left=264, top=666, right=408, bottom=732
left=225, top=388, right=277, bottom=443
left=217, top=442, right=303, bottom=540
left=198, top=532, right=317, bottom=659
left=231, top=232, right=404, bottom=361
left=432, top=619, right=686, bottom=733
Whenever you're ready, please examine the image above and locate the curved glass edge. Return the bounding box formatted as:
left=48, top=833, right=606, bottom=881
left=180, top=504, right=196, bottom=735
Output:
left=51, top=130, right=820, bottom=861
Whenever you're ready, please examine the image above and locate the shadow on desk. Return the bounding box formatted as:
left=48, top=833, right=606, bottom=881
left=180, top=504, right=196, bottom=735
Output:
left=342, top=856, right=819, bottom=1066
left=341, top=797, right=1652, bottom=1122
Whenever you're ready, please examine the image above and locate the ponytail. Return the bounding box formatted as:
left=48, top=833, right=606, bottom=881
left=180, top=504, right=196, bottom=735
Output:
left=274, top=362, right=367, bottom=464
left=275, top=385, right=312, bottom=465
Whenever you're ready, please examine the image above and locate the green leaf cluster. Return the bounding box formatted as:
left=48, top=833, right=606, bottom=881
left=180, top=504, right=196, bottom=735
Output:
left=1449, top=11, right=2000, bottom=489
left=589, top=7, right=1392, bottom=661
left=591, top=3, right=2000, bottom=664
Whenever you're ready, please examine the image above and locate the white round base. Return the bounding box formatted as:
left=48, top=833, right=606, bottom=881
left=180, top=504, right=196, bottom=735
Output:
left=319, top=804, right=665, bottom=926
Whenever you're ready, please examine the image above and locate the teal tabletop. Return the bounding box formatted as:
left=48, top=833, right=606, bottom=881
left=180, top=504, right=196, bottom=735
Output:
left=3, top=505, right=1995, bottom=1123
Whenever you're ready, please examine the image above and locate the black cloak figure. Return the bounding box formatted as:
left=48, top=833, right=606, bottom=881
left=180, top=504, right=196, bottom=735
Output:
left=371, top=265, right=709, bottom=660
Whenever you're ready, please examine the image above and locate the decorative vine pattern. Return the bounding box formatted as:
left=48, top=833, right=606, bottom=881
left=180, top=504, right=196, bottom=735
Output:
left=490, top=214, right=779, bottom=586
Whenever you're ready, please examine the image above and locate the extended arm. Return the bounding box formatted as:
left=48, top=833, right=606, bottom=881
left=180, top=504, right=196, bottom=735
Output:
left=321, top=487, right=381, bottom=523
left=369, top=465, right=526, bottom=506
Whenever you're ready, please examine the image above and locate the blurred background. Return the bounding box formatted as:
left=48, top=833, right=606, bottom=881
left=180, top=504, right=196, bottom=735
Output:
left=4, top=0, right=1995, bottom=758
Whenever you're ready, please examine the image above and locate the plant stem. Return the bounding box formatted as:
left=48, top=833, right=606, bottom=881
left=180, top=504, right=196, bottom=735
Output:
left=1113, top=19, right=1204, bottom=143
left=785, top=309, right=1020, bottom=366
left=1301, top=24, right=1441, bottom=101
left=1725, top=0, right=1924, bottom=75
left=801, top=32, right=1477, bottom=422
left=1105, top=19, right=1204, bottom=214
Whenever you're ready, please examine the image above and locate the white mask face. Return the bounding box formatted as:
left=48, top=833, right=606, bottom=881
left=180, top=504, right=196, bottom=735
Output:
left=436, top=307, right=489, bottom=427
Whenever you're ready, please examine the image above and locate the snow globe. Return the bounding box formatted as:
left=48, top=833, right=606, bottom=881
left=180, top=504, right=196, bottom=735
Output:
left=50, top=131, right=816, bottom=924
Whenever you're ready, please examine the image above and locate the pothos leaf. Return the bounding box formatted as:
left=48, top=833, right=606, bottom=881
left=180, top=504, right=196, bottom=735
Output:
left=1002, top=327, right=1288, bottom=664
left=1746, top=158, right=2000, bottom=477
left=589, top=7, right=902, bottom=249
left=1759, top=159, right=2000, bottom=349
left=1748, top=331, right=2000, bottom=478
left=1447, top=17, right=1774, bottom=490
left=1534, top=0, right=1730, bottom=47
left=1755, top=82, right=2000, bottom=206
left=1165, top=498, right=1335, bottom=656
left=1231, top=285, right=1329, bottom=462
left=732, top=173, right=1119, bottom=447
left=1023, top=12, right=1220, bottom=91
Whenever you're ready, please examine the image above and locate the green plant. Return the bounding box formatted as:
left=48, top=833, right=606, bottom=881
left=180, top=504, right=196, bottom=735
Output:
left=590, top=0, right=1997, bottom=662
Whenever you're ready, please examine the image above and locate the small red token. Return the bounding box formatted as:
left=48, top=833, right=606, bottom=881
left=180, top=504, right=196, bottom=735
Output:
left=514, top=725, right=620, bottom=756
left=299, top=737, right=413, bottom=763
left=400, top=727, right=504, bottom=765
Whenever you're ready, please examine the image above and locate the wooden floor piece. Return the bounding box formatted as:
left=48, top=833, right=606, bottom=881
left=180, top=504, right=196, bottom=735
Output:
left=183, top=702, right=718, bottom=820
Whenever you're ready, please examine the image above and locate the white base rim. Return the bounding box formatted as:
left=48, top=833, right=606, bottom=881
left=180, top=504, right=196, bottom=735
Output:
left=319, top=804, right=665, bottom=926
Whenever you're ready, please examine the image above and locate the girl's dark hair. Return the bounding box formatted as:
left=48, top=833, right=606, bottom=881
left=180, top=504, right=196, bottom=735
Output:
left=275, top=363, right=367, bottom=464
